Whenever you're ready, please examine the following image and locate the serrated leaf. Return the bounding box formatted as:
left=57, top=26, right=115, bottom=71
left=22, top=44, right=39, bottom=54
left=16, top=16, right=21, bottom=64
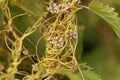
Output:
left=88, top=0, right=120, bottom=38
left=56, top=69, right=102, bottom=80
left=56, top=64, right=102, bottom=80
left=83, top=70, right=102, bottom=80
left=57, top=70, right=82, bottom=80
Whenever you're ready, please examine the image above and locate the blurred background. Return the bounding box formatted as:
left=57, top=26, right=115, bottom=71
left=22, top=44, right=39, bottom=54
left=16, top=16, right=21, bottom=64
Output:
left=0, top=0, right=120, bottom=80
left=79, top=0, right=120, bottom=80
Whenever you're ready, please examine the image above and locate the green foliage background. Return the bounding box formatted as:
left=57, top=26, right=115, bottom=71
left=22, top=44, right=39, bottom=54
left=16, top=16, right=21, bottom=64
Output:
left=81, top=0, right=120, bottom=80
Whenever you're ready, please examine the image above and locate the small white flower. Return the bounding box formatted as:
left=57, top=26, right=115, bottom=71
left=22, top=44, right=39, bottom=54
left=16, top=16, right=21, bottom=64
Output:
left=32, top=63, right=39, bottom=72
left=67, top=30, right=77, bottom=39
left=53, top=3, right=57, bottom=7
left=67, top=2, right=71, bottom=6
left=48, top=36, right=65, bottom=49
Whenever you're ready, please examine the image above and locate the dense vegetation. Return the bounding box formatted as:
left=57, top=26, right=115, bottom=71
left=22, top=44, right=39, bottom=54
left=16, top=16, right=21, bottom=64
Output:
left=0, top=0, right=120, bottom=80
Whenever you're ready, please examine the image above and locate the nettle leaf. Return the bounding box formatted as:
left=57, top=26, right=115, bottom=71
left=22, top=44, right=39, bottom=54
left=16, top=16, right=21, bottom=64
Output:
left=81, top=63, right=102, bottom=80
left=57, top=70, right=82, bottom=80
left=83, top=70, right=102, bottom=80
left=56, top=63, right=102, bottom=80
left=88, top=0, right=120, bottom=38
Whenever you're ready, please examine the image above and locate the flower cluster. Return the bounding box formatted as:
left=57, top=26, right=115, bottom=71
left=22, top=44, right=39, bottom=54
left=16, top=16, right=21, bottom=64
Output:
left=67, top=30, right=77, bottom=39
left=48, top=36, right=65, bottom=49
left=47, top=2, right=72, bottom=14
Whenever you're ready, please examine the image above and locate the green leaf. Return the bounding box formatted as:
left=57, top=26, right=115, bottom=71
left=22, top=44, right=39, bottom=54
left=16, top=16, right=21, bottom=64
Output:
left=76, top=26, right=84, bottom=61
left=10, top=6, right=46, bottom=58
left=0, top=9, right=3, bottom=22
left=83, top=70, right=102, bottom=80
left=88, top=0, right=120, bottom=38
left=56, top=63, right=102, bottom=80
left=57, top=70, right=82, bottom=80
left=17, top=0, right=47, bottom=17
